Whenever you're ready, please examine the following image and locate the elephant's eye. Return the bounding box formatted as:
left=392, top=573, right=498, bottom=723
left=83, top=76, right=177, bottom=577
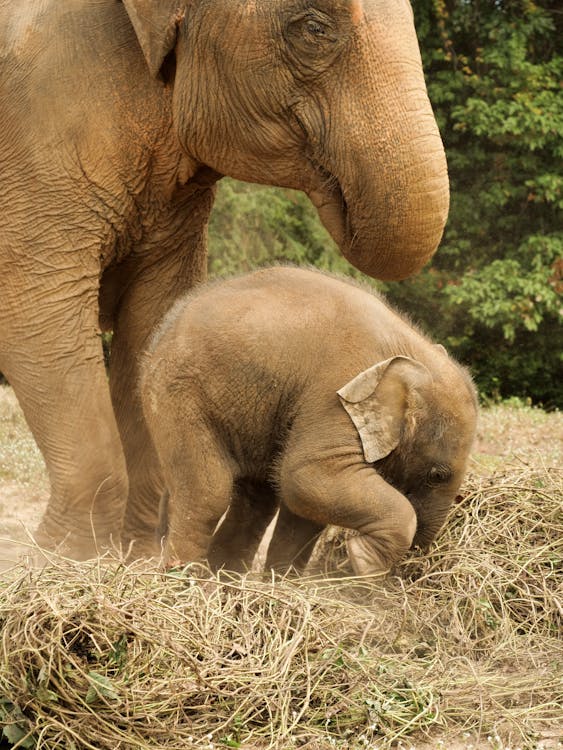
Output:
left=427, top=465, right=452, bottom=486
left=285, top=11, right=339, bottom=53
left=305, top=19, right=327, bottom=37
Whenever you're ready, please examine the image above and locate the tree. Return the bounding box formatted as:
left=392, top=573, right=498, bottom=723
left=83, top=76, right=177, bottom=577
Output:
left=208, top=179, right=347, bottom=276
left=381, top=0, right=563, bottom=406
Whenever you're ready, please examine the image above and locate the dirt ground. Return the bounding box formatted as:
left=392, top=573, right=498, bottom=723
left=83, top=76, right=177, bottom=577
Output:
left=0, top=387, right=49, bottom=570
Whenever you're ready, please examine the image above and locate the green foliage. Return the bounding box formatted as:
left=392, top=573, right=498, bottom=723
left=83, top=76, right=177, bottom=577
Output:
left=0, top=698, right=36, bottom=748
left=208, top=179, right=344, bottom=276
left=206, top=0, right=562, bottom=406
left=381, top=0, right=562, bottom=406
left=84, top=671, right=119, bottom=705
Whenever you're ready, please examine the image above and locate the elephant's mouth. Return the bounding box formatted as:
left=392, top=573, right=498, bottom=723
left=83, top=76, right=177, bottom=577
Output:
left=307, top=164, right=350, bottom=251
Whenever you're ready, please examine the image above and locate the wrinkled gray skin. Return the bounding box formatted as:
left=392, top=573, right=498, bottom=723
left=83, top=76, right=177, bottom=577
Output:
left=0, top=0, right=449, bottom=559
left=141, top=267, right=477, bottom=575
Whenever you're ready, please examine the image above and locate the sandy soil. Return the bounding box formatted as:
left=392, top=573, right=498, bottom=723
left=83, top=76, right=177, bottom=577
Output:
left=0, top=387, right=49, bottom=570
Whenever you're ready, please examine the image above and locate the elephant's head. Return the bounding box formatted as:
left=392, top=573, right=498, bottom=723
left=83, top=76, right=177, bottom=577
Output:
left=123, top=0, right=449, bottom=280
left=338, top=355, right=477, bottom=551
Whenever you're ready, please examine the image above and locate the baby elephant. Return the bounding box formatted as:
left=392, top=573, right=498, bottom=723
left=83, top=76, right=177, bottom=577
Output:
left=141, top=267, right=477, bottom=575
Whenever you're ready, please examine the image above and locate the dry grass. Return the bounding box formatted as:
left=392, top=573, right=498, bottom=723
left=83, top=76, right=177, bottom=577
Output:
left=0, top=389, right=561, bottom=748
left=0, top=461, right=561, bottom=750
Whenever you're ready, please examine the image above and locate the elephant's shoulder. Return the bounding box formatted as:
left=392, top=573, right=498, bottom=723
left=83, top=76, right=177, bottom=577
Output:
left=0, top=2, right=46, bottom=63
left=0, top=0, right=131, bottom=68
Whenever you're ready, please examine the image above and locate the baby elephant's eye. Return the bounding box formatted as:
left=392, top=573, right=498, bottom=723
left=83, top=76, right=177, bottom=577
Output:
left=427, top=465, right=452, bottom=486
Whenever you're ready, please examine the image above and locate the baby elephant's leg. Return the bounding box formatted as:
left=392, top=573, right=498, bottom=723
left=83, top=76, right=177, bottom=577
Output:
left=154, top=424, right=235, bottom=566
left=265, top=503, right=324, bottom=574
left=208, top=479, right=278, bottom=572
left=279, top=461, right=417, bottom=575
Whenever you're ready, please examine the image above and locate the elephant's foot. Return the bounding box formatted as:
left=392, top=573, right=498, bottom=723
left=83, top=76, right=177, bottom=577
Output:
left=33, top=518, right=121, bottom=562
left=346, top=534, right=389, bottom=576
left=33, top=482, right=127, bottom=562
left=121, top=530, right=162, bottom=561
left=346, top=511, right=417, bottom=576
left=121, top=501, right=163, bottom=561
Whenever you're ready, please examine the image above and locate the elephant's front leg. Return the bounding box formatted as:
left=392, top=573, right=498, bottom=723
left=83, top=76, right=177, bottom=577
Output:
left=279, top=459, right=417, bottom=576
left=0, top=263, right=128, bottom=559
left=109, top=184, right=215, bottom=558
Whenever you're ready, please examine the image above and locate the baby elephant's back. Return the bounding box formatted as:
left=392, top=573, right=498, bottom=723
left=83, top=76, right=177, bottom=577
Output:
left=143, top=266, right=422, bottom=426
left=142, top=269, right=336, bottom=422
left=166, top=268, right=365, bottom=372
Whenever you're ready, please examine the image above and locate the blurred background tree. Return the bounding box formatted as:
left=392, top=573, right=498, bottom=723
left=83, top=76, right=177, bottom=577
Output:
left=208, top=0, right=562, bottom=408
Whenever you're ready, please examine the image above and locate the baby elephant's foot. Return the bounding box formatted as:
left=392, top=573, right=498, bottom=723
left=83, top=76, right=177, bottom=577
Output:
left=346, top=512, right=417, bottom=576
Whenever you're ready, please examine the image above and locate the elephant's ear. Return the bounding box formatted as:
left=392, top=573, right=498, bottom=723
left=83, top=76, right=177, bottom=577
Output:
left=122, top=0, right=186, bottom=78
left=337, top=356, right=432, bottom=463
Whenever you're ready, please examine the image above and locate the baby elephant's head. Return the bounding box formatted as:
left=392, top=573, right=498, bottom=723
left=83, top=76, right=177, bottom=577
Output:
left=338, top=354, right=478, bottom=549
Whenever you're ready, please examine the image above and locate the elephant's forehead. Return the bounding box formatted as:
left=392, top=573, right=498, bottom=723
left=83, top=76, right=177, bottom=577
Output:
left=361, top=0, right=414, bottom=22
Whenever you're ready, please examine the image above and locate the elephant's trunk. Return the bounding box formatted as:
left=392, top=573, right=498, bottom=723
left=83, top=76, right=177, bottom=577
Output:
left=310, top=8, right=450, bottom=282
left=320, top=133, right=449, bottom=282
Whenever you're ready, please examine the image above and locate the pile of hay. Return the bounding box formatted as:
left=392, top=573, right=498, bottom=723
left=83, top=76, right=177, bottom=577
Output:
left=0, top=465, right=561, bottom=749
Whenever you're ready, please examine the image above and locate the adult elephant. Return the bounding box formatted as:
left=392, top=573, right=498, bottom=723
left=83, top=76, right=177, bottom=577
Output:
left=0, top=0, right=449, bottom=560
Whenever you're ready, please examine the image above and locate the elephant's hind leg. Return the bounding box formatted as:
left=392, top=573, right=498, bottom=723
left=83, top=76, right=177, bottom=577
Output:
left=265, top=503, right=324, bottom=574
left=207, top=479, right=279, bottom=572
left=146, top=400, right=236, bottom=566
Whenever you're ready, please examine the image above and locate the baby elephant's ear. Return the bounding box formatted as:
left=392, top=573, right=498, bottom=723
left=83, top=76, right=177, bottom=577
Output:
left=337, top=356, right=432, bottom=463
